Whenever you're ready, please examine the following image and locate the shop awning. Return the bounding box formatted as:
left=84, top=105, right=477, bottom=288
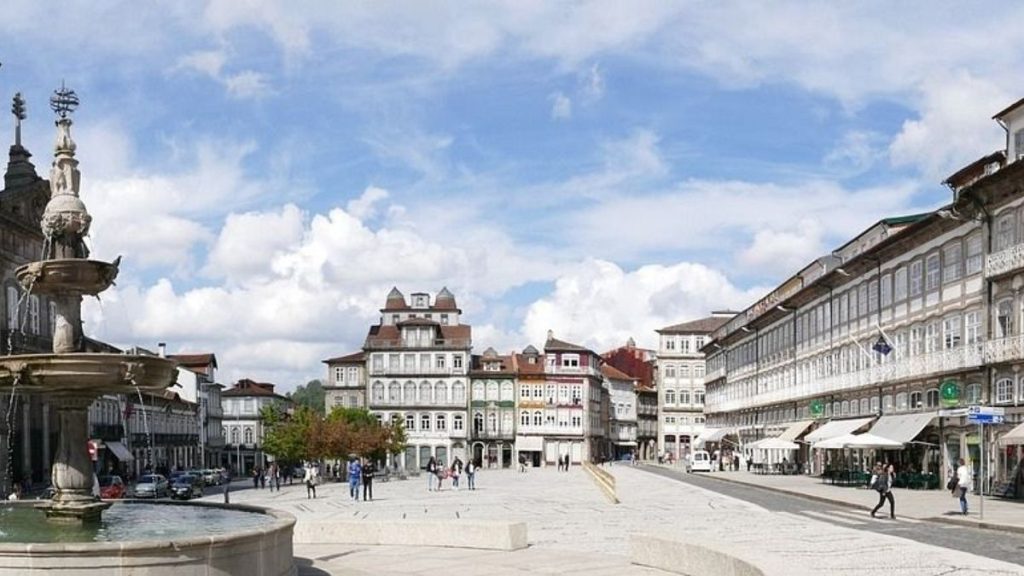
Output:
left=514, top=435, right=543, bottom=451
left=868, top=412, right=936, bottom=444
left=804, top=417, right=874, bottom=444
left=752, top=437, right=799, bottom=451
left=813, top=432, right=903, bottom=450
left=999, top=422, right=1024, bottom=446
left=695, top=428, right=733, bottom=447
left=106, top=441, right=133, bottom=461
left=778, top=420, right=815, bottom=442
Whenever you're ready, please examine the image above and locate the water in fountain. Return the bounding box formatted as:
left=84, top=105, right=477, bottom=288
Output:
left=130, top=381, right=154, bottom=473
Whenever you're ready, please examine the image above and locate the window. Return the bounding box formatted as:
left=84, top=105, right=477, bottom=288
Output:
left=405, top=414, right=415, bottom=430
left=520, top=411, right=529, bottom=427
left=910, top=325, right=923, bottom=356
left=372, top=382, right=384, bottom=402
left=894, top=267, right=907, bottom=301
left=695, top=390, right=705, bottom=405
left=909, top=260, right=923, bottom=297
left=231, top=428, right=239, bottom=444
left=925, top=323, right=939, bottom=353
left=857, top=283, right=868, bottom=317
left=436, top=414, right=447, bottom=431
left=420, top=414, right=431, bottom=430
left=965, top=383, right=982, bottom=404
left=1016, top=128, right=1024, bottom=160
left=453, top=355, right=464, bottom=370
left=665, top=389, right=676, bottom=405
left=26, top=295, right=39, bottom=333
left=452, top=381, right=465, bottom=404
left=870, top=396, right=880, bottom=414
left=695, top=365, right=705, bottom=378
left=996, top=213, right=1016, bottom=251
left=860, top=398, right=870, bottom=414
left=926, top=389, right=939, bottom=408
left=925, top=253, right=940, bottom=292
left=435, top=355, right=446, bottom=369
left=895, top=392, right=908, bottom=411
left=882, top=395, right=893, bottom=414
left=868, top=280, right=878, bottom=313
left=679, top=389, right=691, bottom=405
left=965, top=234, right=983, bottom=275
left=965, top=311, right=981, bottom=344
left=943, top=242, right=962, bottom=283
left=665, top=338, right=675, bottom=350
left=532, top=385, right=543, bottom=399
left=389, top=354, right=400, bottom=370
left=571, top=385, right=582, bottom=404
left=520, top=385, right=530, bottom=399
left=5, top=286, right=18, bottom=331
left=440, top=314, right=449, bottom=325
left=571, top=414, right=582, bottom=427
left=389, top=383, right=400, bottom=403
left=995, top=378, right=1014, bottom=404
left=533, top=411, right=543, bottom=426
left=880, top=274, right=892, bottom=306
left=403, top=354, right=414, bottom=372
left=487, top=412, right=497, bottom=432
left=997, top=300, right=1014, bottom=338
left=943, top=316, right=961, bottom=349
left=244, top=428, right=253, bottom=444
left=435, top=383, right=448, bottom=404
left=561, top=354, right=580, bottom=368
left=664, top=365, right=676, bottom=379
left=404, top=382, right=416, bottom=403
left=696, top=337, right=705, bottom=349
left=47, top=301, right=56, bottom=336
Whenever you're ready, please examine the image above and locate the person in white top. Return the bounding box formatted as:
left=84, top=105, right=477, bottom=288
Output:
left=955, top=458, right=973, bottom=516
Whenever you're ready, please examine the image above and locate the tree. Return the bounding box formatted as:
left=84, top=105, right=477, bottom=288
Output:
left=261, top=405, right=407, bottom=465
left=288, top=379, right=326, bottom=415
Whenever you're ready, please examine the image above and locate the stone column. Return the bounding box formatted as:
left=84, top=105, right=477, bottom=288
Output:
left=52, top=294, right=83, bottom=354
left=45, top=396, right=109, bottom=522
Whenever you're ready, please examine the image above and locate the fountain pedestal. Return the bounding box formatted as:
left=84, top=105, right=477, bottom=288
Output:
left=40, top=396, right=110, bottom=523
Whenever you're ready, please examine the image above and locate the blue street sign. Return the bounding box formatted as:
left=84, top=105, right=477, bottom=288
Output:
left=968, top=413, right=1005, bottom=425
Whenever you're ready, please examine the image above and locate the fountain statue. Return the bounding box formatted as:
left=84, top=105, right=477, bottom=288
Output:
left=0, top=84, right=177, bottom=523
left=0, top=82, right=295, bottom=576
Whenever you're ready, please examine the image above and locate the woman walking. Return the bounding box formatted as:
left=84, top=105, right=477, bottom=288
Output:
left=426, top=456, right=438, bottom=491
left=361, top=458, right=375, bottom=501
left=869, top=463, right=895, bottom=519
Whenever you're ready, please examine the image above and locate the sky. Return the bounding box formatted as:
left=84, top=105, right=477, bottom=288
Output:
left=2, top=2, right=1022, bottom=393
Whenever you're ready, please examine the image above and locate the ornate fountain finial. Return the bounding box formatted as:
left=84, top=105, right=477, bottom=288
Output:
left=42, top=82, right=90, bottom=259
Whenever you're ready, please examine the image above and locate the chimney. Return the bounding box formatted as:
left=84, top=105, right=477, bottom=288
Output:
left=546, top=329, right=554, bottom=341
left=158, top=342, right=166, bottom=358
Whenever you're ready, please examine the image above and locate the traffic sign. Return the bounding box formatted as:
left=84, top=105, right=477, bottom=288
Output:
left=939, top=408, right=969, bottom=417
left=968, top=405, right=1005, bottom=416
left=968, top=413, right=1005, bottom=425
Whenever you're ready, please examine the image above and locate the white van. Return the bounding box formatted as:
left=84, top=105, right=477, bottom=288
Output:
left=687, top=450, right=712, bottom=473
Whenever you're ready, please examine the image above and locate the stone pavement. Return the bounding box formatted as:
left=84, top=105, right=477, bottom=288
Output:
left=676, top=465, right=1024, bottom=533
left=205, top=465, right=1024, bottom=575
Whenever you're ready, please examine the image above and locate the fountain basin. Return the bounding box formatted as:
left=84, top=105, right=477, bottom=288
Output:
left=0, top=353, right=176, bottom=395
left=15, top=259, right=119, bottom=296
left=0, top=501, right=296, bottom=575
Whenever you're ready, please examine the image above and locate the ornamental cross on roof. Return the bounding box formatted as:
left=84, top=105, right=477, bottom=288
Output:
left=49, top=81, right=79, bottom=119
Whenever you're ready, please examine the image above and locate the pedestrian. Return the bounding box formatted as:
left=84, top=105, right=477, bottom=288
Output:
left=956, top=458, right=973, bottom=515
left=361, top=459, right=375, bottom=501
left=426, top=456, right=438, bottom=491
left=273, top=463, right=281, bottom=491
left=259, top=466, right=267, bottom=489
left=303, top=463, right=317, bottom=499
left=518, top=454, right=526, bottom=473
left=466, top=459, right=476, bottom=490
left=348, top=457, right=362, bottom=500
left=869, top=463, right=895, bottom=519
left=436, top=463, right=447, bottom=491
left=252, top=467, right=260, bottom=489
left=564, top=454, right=570, bottom=471
left=451, top=458, right=462, bottom=490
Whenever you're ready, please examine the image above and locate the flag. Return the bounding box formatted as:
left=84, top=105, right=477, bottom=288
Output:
left=872, top=335, right=892, bottom=356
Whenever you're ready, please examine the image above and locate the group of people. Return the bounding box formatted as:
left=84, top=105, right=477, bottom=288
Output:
left=345, top=457, right=376, bottom=501
left=555, top=454, right=571, bottom=471
left=425, top=456, right=477, bottom=491
left=868, top=458, right=977, bottom=519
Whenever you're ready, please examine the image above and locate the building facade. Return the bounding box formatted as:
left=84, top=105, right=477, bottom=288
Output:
left=602, top=364, right=638, bottom=459
left=602, top=338, right=658, bottom=460
left=656, top=316, right=726, bottom=462
left=168, top=353, right=224, bottom=469
left=703, top=99, right=1024, bottom=496
left=322, top=351, right=366, bottom=412
left=469, top=348, right=516, bottom=468
left=364, top=287, right=471, bottom=470
left=222, top=379, right=289, bottom=476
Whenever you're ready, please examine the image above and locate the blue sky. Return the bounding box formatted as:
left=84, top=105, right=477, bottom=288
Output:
left=2, top=2, right=1022, bottom=392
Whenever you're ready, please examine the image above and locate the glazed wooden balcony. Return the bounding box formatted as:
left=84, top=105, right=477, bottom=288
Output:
left=985, top=243, right=1024, bottom=279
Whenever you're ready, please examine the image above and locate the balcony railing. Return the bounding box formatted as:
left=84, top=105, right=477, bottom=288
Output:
left=709, top=344, right=985, bottom=413
left=985, top=243, right=1024, bottom=279
left=368, top=367, right=465, bottom=376
left=365, top=338, right=471, bottom=350
left=985, top=334, right=1024, bottom=364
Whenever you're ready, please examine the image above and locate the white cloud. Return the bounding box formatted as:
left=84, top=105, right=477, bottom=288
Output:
left=173, top=49, right=271, bottom=99
left=346, top=186, right=390, bottom=221
left=581, top=63, right=605, bottom=100
left=738, top=219, right=825, bottom=274
left=824, top=130, right=885, bottom=175
left=550, top=91, right=572, bottom=120
left=520, top=259, right=760, bottom=352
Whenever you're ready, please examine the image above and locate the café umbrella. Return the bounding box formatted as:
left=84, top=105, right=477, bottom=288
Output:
left=813, top=433, right=903, bottom=450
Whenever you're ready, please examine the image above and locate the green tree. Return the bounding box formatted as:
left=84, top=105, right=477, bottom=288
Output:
left=261, top=405, right=322, bottom=463
left=288, top=379, right=326, bottom=415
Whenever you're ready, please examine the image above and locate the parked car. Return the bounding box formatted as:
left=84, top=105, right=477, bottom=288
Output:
left=686, top=450, right=713, bottom=473
left=98, top=475, right=126, bottom=499
left=186, top=470, right=207, bottom=487
left=170, top=474, right=203, bottom=500
left=201, top=469, right=220, bottom=486
left=132, top=474, right=169, bottom=498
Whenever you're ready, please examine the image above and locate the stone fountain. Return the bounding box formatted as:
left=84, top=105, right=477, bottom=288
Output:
left=0, top=84, right=296, bottom=576
left=0, top=84, right=178, bottom=523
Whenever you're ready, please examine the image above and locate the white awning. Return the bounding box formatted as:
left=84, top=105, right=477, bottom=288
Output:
left=804, top=417, right=874, bottom=444
left=813, top=432, right=903, bottom=450
left=1000, top=422, right=1024, bottom=446
left=752, top=437, right=799, bottom=451
left=869, top=412, right=936, bottom=444
left=106, top=441, right=133, bottom=461
left=695, top=428, right=733, bottom=447
left=778, top=420, right=815, bottom=442
left=515, top=435, right=544, bottom=451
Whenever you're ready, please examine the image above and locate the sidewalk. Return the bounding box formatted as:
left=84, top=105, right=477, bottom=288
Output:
left=677, top=465, right=1024, bottom=533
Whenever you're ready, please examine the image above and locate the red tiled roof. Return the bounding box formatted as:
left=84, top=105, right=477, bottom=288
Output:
left=365, top=323, right=471, bottom=346
left=600, top=364, right=634, bottom=380
left=544, top=336, right=592, bottom=353
left=322, top=351, right=366, bottom=364
left=515, top=353, right=546, bottom=375
left=223, top=378, right=287, bottom=400
left=383, top=287, right=407, bottom=310
left=168, top=353, right=218, bottom=372
left=657, top=316, right=730, bottom=334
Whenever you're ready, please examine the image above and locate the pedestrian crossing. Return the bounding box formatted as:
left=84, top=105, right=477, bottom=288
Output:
left=784, top=508, right=924, bottom=528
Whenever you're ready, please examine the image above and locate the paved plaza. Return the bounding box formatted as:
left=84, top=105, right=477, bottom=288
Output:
left=206, top=465, right=1024, bottom=575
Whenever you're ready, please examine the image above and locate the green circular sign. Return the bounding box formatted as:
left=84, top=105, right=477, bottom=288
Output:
left=809, top=399, right=825, bottom=418
left=940, top=380, right=960, bottom=407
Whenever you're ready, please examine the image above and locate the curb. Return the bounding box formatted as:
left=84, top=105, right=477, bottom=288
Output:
left=660, top=467, right=1024, bottom=535
left=584, top=462, right=619, bottom=504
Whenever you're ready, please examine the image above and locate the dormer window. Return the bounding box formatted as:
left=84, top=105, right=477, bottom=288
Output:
left=440, top=314, right=449, bottom=325
left=414, top=294, right=428, bottom=308
left=561, top=354, right=580, bottom=368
